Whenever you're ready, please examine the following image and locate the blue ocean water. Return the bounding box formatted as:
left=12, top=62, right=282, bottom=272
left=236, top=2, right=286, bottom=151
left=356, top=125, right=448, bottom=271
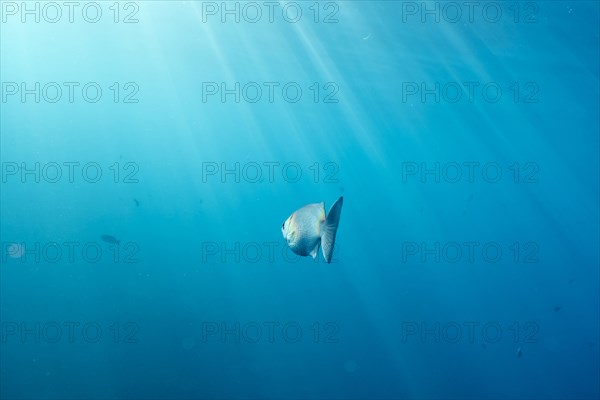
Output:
left=1, top=1, right=599, bottom=399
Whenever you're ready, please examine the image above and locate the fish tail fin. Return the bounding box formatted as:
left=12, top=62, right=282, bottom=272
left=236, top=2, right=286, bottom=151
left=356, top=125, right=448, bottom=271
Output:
left=321, top=196, right=343, bottom=263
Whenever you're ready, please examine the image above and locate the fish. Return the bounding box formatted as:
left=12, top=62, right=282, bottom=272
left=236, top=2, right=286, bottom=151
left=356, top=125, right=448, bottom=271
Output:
left=554, top=305, right=562, bottom=312
left=281, top=196, right=343, bottom=263
left=134, top=199, right=140, bottom=207
left=100, top=235, right=120, bottom=244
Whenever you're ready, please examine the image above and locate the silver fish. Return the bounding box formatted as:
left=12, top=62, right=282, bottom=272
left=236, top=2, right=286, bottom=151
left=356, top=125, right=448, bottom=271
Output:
left=282, top=196, right=343, bottom=263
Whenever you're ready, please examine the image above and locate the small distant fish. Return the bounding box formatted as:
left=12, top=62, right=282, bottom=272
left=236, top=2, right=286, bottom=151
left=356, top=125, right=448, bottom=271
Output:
left=100, top=235, right=120, bottom=244
left=282, top=197, right=343, bottom=263
left=517, top=347, right=522, bottom=358
left=554, top=305, right=562, bottom=312
left=134, top=199, right=140, bottom=207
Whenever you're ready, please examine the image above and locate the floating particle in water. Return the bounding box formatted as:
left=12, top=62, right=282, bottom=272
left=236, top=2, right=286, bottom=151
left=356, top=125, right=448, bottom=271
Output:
left=7, top=243, right=24, bottom=258
left=554, top=305, right=562, bottom=312
left=517, top=347, right=522, bottom=358
left=134, top=199, right=140, bottom=207
left=100, top=235, right=120, bottom=244
left=362, top=34, right=372, bottom=41
left=344, top=360, right=359, bottom=373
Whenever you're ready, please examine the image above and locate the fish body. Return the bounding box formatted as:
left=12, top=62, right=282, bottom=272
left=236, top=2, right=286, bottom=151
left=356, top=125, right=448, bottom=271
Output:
left=101, top=235, right=120, bottom=244
left=282, top=196, right=343, bottom=263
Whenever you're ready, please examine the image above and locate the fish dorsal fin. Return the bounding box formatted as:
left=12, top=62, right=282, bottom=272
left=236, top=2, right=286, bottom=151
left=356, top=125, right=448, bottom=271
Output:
left=321, top=196, right=343, bottom=263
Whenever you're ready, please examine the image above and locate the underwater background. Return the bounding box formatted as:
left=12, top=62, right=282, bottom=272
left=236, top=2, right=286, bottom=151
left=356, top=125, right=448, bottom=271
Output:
left=1, top=1, right=599, bottom=399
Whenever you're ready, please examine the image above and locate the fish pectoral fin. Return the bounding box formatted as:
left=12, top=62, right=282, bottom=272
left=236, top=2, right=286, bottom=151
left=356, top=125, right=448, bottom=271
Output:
left=321, top=196, right=343, bottom=263
left=309, top=244, right=319, bottom=259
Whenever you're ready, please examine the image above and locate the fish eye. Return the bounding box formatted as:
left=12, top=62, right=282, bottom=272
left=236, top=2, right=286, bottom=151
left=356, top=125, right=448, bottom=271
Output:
left=282, top=221, right=285, bottom=229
